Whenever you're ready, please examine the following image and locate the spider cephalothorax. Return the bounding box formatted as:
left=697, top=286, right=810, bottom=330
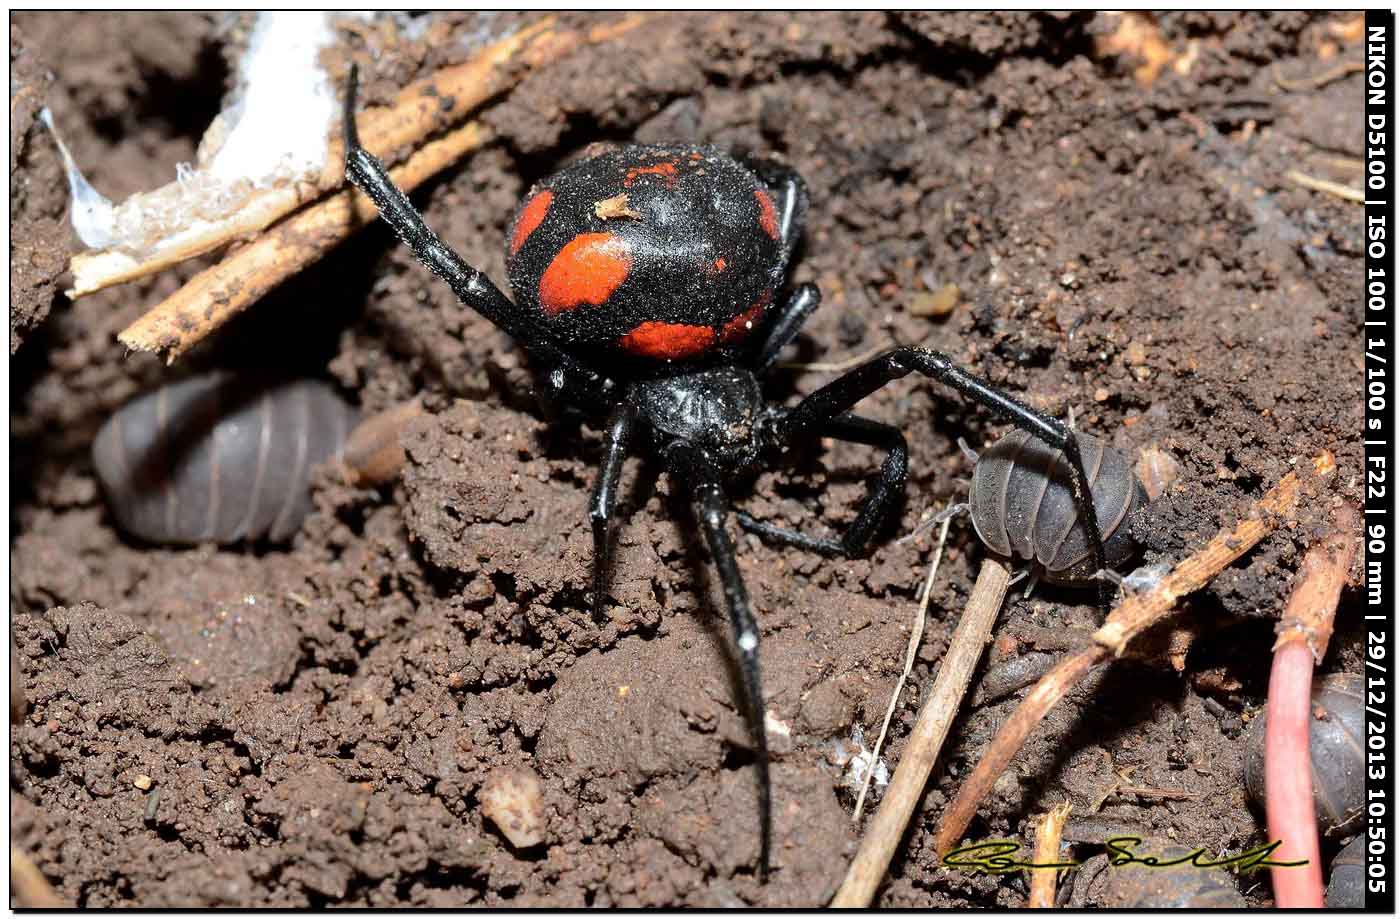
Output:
left=344, top=67, right=1111, bottom=880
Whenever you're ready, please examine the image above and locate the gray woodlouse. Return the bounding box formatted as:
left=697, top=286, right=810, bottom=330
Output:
left=1099, top=839, right=1247, bottom=908
left=1245, top=671, right=1364, bottom=838
left=92, top=373, right=359, bottom=545
left=1326, top=834, right=1364, bottom=908
left=922, top=428, right=1148, bottom=585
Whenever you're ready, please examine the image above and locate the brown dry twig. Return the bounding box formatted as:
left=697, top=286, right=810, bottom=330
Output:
left=1286, top=170, right=1365, bottom=204
left=1110, top=784, right=1196, bottom=802
left=72, top=18, right=558, bottom=298
left=1311, top=154, right=1364, bottom=173
left=1275, top=503, right=1359, bottom=659
left=118, top=120, right=492, bottom=362
left=11, top=844, right=66, bottom=908
left=338, top=398, right=425, bottom=486
left=1273, top=58, right=1364, bottom=92
left=1027, top=801, right=1073, bottom=909
left=113, top=15, right=651, bottom=362
left=779, top=341, right=893, bottom=375
left=1088, top=750, right=1191, bottom=810
left=936, top=646, right=1108, bottom=858
left=1092, top=451, right=1334, bottom=655
left=852, top=511, right=953, bottom=822
left=933, top=452, right=1335, bottom=858
left=831, top=558, right=1013, bottom=908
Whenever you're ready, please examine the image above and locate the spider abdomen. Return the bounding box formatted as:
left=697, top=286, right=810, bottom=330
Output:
left=505, top=144, right=789, bottom=364
left=968, top=429, right=1146, bottom=584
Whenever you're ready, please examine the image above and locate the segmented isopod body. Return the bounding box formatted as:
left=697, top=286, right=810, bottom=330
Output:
left=1245, top=671, right=1364, bottom=838
left=92, top=373, right=358, bottom=545
left=968, top=429, right=1147, bottom=584
left=1326, top=834, right=1365, bottom=908
left=1100, top=839, right=1247, bottom=908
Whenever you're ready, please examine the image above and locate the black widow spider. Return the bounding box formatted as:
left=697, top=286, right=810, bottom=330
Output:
left=342, top=68, right=1109, bottom=880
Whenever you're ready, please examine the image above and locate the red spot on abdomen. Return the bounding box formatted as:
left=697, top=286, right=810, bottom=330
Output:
left=708, top=257, right=728, bottom=275
left=624, top=161, right=679, bottom=188
left=510, top=190, right=553, bottom=255
left=618, top=322, right=716, bottom=361
left=754, top=190, right=779, bottom=240
left=539, top=233, right=632, bottom=315
left=720, top=290, right=772, bottom=344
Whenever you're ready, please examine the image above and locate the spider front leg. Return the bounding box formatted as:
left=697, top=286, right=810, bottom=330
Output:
left=343, top=66, right=599, bottom=388
left=588, top=401, right=637, bottom=617
left=776, top=346, right=1113, bottom=613
left=753, top=283, right=821, bottom=373
left=679, top=467, right=772, bottom=881
left=737, top=412, right=908, bottom=556
left=344, top=69, right=527, bottom=337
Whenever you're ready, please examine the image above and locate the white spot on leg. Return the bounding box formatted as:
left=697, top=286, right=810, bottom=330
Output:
left=738, top=631, right=757, bottom=652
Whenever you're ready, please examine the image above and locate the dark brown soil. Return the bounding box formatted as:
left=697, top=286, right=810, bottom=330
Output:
left=11, top=11, right=1364, bottom=908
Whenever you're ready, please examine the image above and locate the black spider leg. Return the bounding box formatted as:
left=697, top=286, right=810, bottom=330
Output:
left=588, top=401, right=637, bottom=617
left=775, top=346, right=1113, bottom=613
left=740, top=157, right=817, bottom=374
left=689, top=473, right=773, bottom=881
left=342, top=67, right=610, bottom=409
left=735, top=155, right=809, bottom=255
left=753, top=283, right=821, bottom=373
left=737, top=412, right=908, bottom=557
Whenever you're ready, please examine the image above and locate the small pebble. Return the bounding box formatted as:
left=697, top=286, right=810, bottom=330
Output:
left=909, top=282, right=961, bottom=318
left=1093, top=388, right=1110, bottom=402
left=133, top=774, right=153, bottom=791
left=480, top=766, right=547, bottom=849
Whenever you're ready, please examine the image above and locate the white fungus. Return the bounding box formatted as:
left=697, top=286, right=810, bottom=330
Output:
left=826, top=724, right=890, bottom=801
left=47, top=11, right=363, bottom=257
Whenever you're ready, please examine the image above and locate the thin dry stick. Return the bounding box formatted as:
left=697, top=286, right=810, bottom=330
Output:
left=1274, top=503, right=1359, bottom=659
left=831, top=557, right=1012, bottom=908
left=115, top=15, right=652, bottom=362
left=1092, top=451, right=1332, bottom=655
left=934, top=452, right=1334, bottom=858
left=779, top=342, right=892, bottom=374
left=69, top=18, right=560, bottom=298
left=1311, top=154, right=1364, bottom=173
left=333, top=13, right=642, bottom=175
left=118, top=120, right=490, bottom=362
left=852, top=513, right=953, bottom=822
left=935, top=646, right=1107, bottom=857
left=1110, top=784, right=1195, bottom=801
left=338, top=397, right=426, bottom=487
left=1027, top=801, right=1073, bottom=909
left=11, top=844, right=65, bottom=908
left=1273, top=58, right=1364, bottom=92
left=1286, top=170, right=1365, bottom=204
